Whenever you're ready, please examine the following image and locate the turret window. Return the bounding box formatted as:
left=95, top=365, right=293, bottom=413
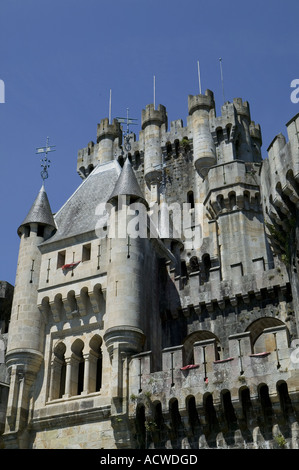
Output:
left=24, top=226, right=31, bottom=238
left=37, top=224, right=45, bottom=237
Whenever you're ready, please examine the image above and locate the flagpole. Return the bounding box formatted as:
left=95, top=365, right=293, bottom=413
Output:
left=197, top=61, right=202, bottom=95
left=219, top=58, right=225, bottom=103
left=109, top=89, right=112, bottom=124
left=153, top=75, right=156, bottom=110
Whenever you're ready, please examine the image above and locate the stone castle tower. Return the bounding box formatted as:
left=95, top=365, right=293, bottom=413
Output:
left=2, top=89, right=299, bottom=449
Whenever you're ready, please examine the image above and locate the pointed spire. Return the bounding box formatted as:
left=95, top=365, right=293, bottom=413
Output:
left=108, top=157, right=148, bottom=207
left=18, top=184, right=56, bottom=236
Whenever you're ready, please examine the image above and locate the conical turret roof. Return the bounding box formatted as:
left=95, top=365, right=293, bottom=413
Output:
left=18, top=184, right=56, bottom=236
left=108, top=157, right=148, bottom=206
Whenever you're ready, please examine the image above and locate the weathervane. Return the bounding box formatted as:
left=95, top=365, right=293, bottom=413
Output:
left=36, top=136, right=56, bottom=182
left=116, top=108, right=138, bottom=158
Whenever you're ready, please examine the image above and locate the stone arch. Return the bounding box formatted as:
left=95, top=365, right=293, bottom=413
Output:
left=71, top=338, right=85, bottom=395
left=216, top=193, right=225, bottom=211
left=51, top=340, right=67, bottom=399
left=89, top=334, right=103, bottom=392
left=183, top=330, right=221, bottom=366
left=243, top=190, right=251, bottom=210
left=228, top=190, right=237, bottom=210
left=246, top=317, right=286, bottom=352
left=67, top=290, right=77, bottom=314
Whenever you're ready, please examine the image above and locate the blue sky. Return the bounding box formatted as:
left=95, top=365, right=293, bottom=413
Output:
left=1, top=0, right=299, bottom=285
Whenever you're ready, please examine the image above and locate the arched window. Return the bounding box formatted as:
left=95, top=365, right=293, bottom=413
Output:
left=228, top=191, right=237, bottom=210
left=89, top=334, right=103, bottom=393
left=216, top=128, right=224, bottom=145
left=183, top=330, right=222, bottom=366
left=71, top=338, right=85, bottom=396
left=50, top=341, right=66, bottom=400
left=246, top=318, right=287, bottom=353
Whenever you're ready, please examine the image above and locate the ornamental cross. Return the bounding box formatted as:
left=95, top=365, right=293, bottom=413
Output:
left=116, top=108, right=138, bottom=156
left=36, top=136, right=56, bottom=182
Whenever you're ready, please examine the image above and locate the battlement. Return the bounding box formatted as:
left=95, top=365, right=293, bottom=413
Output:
left=249, top=121, right=262, bottom=143
left=97, top=118, right=122, bottom=142
left=141, top=103, right=168, bottom=130
left=130, top=324, right=296, bottom=403
left=188, top=89, right=215, bottom=115
left=233, top=97, right=251, bottom=121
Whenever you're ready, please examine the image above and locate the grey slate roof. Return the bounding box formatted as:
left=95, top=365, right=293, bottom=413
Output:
left=108, top=157, right=147, bottom=206
left=42, top=160, right=122, bottom=245
left=18, top=184, right=56, bottom=236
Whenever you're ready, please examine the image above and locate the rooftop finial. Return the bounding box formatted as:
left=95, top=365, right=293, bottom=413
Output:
left=36, top=136, right=56, bottom=183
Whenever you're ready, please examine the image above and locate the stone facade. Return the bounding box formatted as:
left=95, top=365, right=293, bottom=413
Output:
left=2, top=90, right=299, bottom=449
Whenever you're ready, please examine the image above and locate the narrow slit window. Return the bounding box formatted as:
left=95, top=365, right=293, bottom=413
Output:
left=187, top=191, right=194, bottom=209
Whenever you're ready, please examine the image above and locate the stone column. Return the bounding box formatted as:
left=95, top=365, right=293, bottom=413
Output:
left=63, top=357, right=72, bottom=398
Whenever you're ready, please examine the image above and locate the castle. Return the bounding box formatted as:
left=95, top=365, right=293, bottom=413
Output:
left=1, top=89, right=299, bottom=449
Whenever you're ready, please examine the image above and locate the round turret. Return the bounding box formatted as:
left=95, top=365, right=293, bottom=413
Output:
left=188, top=90, right=216, bottom=176
left=5, top=185, right=56, bottom=434
left=97, top=118, right=122, bottom=165
left=141, top=104, right=167, bottom=185
left=104, top=158, right=147, bottom=357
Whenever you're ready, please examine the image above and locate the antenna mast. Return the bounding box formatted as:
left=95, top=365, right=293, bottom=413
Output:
left=197, top=61, right=202, bottom=95
left=219, top=58, right=225, bottom=103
